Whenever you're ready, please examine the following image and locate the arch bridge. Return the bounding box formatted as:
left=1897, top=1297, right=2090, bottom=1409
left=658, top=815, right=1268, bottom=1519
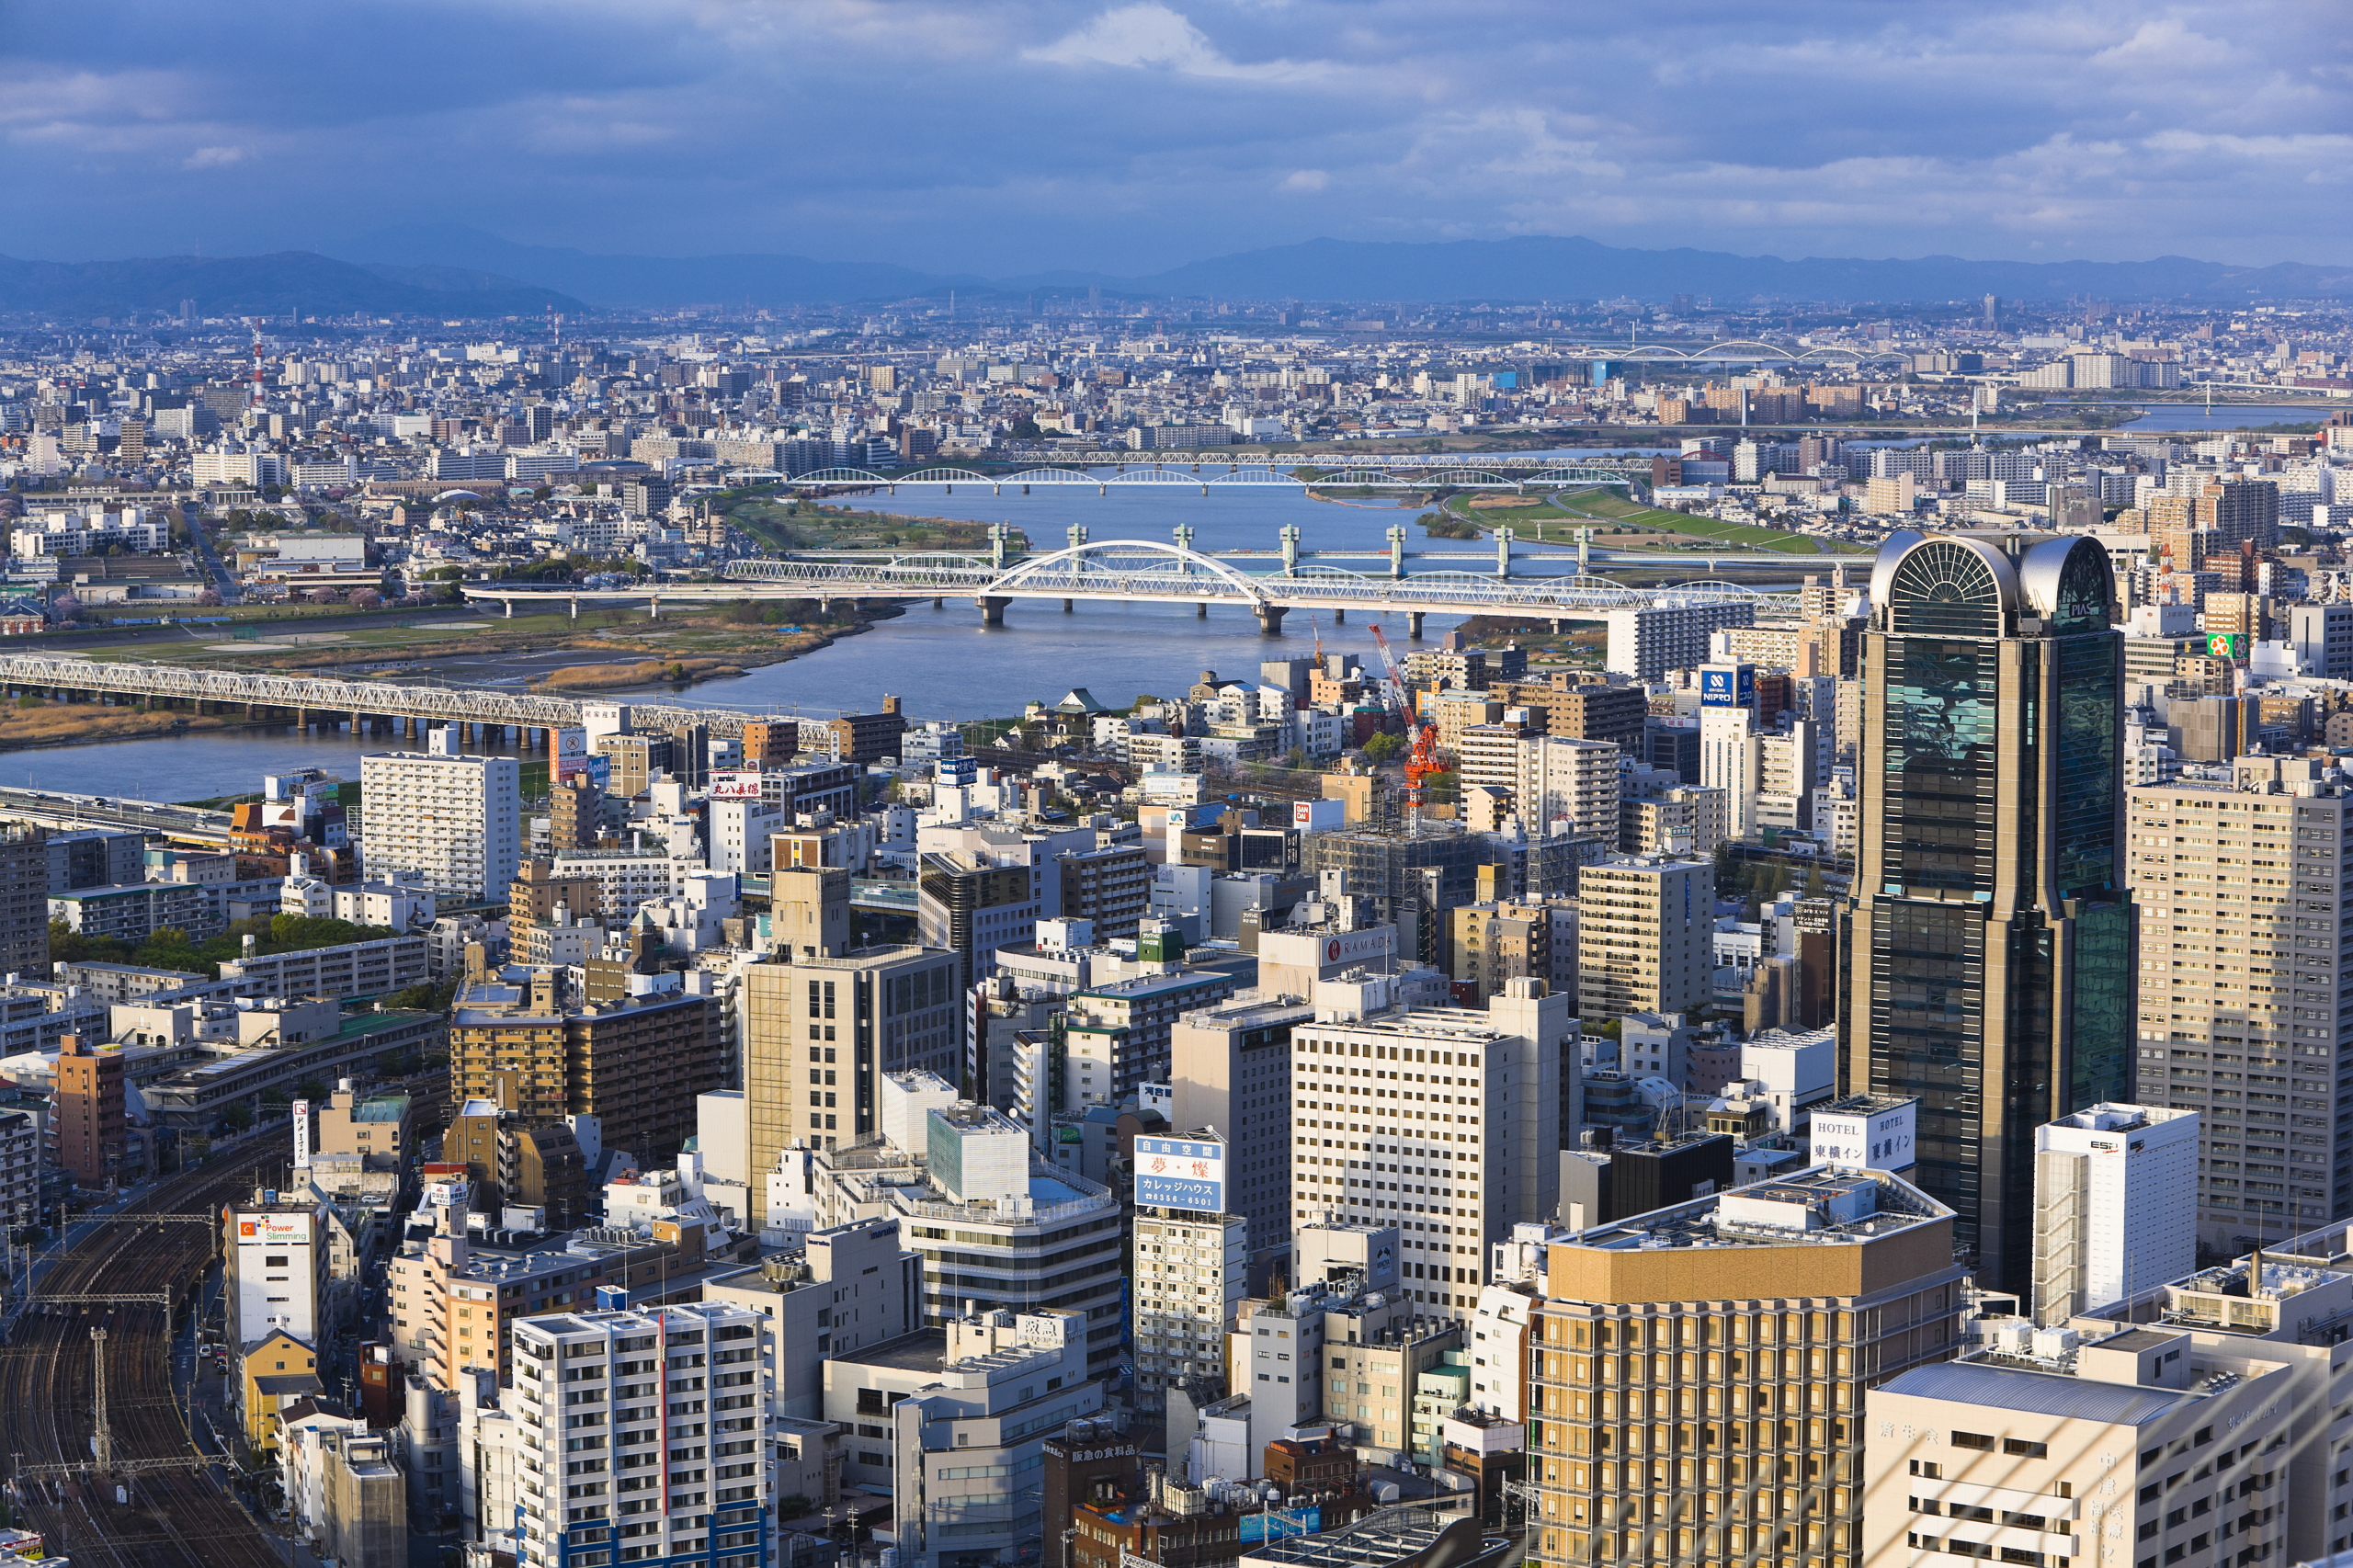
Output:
left=464, top=539, right=1798, bottom=638
left=780, top=462, right=1639, bottom=495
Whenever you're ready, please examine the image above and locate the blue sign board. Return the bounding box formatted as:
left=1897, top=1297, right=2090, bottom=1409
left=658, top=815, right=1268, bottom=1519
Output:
left=1699, top=665, right=1755, bottom=709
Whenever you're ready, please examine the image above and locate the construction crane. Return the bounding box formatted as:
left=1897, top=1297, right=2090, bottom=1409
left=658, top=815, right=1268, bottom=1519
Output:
left=1367, top=622, right=1439, bottom=830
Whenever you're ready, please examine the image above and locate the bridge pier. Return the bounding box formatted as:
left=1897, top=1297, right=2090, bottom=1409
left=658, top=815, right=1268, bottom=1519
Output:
left=504, top=599, right=514, bottom=619
left=1063, top=599, right=1074, bottom=613
left=978, top=597, right=1009, bottom=627
left=1550, top=619, right=1564, bottom=635
left=1196, top=603, right=1207, bottom=619
left=1333, top=609, right=1345, bottom=623
left=569, top=598, right=579, bottom=621
left=1406, top=613, right=1425, bottom=641
left=1256, top=606, right=1288, bottom=638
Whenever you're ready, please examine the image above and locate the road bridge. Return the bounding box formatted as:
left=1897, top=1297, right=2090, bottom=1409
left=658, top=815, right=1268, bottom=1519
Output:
left=0, top=653, right=758, bottom=749
left=464, top=539, right=1800, bottom=637
left=780, top=460, right=1644, bottom=494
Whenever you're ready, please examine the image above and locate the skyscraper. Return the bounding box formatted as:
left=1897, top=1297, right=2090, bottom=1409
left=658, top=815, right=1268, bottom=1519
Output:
left=358, top=731, right=520, bottom=901
left=1840, top=530, right=2132, bottom=1295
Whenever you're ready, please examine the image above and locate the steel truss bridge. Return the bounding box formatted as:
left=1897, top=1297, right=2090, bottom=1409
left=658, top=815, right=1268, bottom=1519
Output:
left=464, top=540, right=1799, bottom=635
left=0, top=653, right=754, bottom=741
left=779, top=461, right=1642, bottom=494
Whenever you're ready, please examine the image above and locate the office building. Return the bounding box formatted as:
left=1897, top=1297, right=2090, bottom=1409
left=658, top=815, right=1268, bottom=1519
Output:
left=1622, top=785, right=1729, bottom=858
left=1302, top=823, right=1495, bottom=966
left=1171, top=994, right=1316, bottom=1276
left=1448, top=898, right=1556, bottom=1007
left=1499, top=679, right=1648, bottom=754
left=506, top=1302, right=769, bottom=1568
left=2030, top=1102, right=2199, bottom=1325
left=824, top=1307, right=1098, bottom=1568
left=1605, top=601, right=1756, bottom=683
left=2289, top=602, right=2353, bottom=680
left=548, top=775, right=604, bottom=852
left=1862, top=1324, right=2302, bottom=1568
left=1841, top=531, right=2131, bottom=1295
left=826, top=698, right=906, bottom=765
left=2125, top=754, right=2350, bottom=1251
left=1289, top=980, right=1567, bottom=1320
left=227, top=1196, right=330, bottom=1348
left=1575, top=856, right=1711, bottom=1019
left=699, top=1218, right=925, bottom=1418
left=1061, top=961, right=1240, bottom=1109
left=359, top=736, right=521, bottom=901
left=796, top=1083, right=1126, bottom=1373
left=739, top=941, right=961, bottom=1213
left=1528, top=1167, right=1967, bottom=1568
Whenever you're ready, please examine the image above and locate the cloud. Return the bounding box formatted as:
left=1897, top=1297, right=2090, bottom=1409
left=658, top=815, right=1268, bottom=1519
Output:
left=1023, top=3, right=1329, bottom=82
left=0, top=0, right=2347, bottom=272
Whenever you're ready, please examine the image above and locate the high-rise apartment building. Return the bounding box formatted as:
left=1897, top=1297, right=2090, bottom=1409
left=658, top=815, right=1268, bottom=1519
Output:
left=1576, top=856, right=1712, bottom=1019
left=1605, top=602, right=1756, bottom=683
left=1289, top=980, right=1568, bottom=1320
left=55, top=1033, right=126, bottom=1186
left=2029, top=1102, right=2199, bottom=1325
left=1130, top=1136, right=1247, bottom=1417
left=1516, top=735, right=1622, bottom=838
left=359, top=735, right=521, bottom=901
left=0, top=825, right=47, bottom=981
left=1841, top=531, right=2131, bottom=1294
left=1528, top=1166, right=1967, bottom=1568
left=2125, top=754, right=2351, bottom=1251
left=506, top=1302, right=769, bottom=1568
left=449, top=965, right=720, bottom=1163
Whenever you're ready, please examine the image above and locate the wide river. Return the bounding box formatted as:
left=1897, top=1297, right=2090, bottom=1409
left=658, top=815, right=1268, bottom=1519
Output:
left=17, top=415, right=2328, bottom=801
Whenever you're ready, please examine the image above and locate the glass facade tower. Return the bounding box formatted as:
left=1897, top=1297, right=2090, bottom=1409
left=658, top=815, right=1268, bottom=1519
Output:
left=1840, top=530, right=2132, bottom=1294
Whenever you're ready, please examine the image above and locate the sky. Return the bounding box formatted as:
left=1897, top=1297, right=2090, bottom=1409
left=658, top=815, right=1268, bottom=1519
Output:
left=7, top=0, right=2349, bottom=276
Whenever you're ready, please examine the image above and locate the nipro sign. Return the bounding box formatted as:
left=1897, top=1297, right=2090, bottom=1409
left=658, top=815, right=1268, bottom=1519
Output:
left=1699, top=665, right=1754, bottom=709
left=1134, top=1137, right=1225, bottom=1214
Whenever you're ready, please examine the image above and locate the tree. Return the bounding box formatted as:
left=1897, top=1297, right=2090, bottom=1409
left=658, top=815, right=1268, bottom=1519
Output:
left=50, top=594, right=80, bottom=622
left=306, top=587, right=340, bottom=606
left=220, top=1102, right=254, bottom=1132
left=1362, top=732, right=1403, bottom=765
left=196, top=588, right=222, bottom=607
left=348, top=588, right=381, bottom=609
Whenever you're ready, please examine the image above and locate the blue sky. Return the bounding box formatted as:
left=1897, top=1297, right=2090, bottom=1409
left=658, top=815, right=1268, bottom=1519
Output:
left=8, top=0, right=2348, bottom=272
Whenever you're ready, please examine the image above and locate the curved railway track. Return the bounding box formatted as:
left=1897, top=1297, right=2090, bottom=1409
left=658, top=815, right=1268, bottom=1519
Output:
left=0, top=1140, right=294, bottom=1568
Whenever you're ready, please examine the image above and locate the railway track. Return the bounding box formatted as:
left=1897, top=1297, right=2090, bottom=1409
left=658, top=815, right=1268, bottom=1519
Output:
left=0, top=1140, right=295, bottom=1568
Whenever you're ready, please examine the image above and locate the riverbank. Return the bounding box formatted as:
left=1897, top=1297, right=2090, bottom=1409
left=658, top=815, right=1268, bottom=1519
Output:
left=0, top=702, right=268, bottom=753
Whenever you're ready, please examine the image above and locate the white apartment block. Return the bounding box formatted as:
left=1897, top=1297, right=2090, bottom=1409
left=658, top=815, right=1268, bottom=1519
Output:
left=1699, top=704, right=1761, bottom=841
left=1516, top=735, right=1621, bottom=838
left=1605, top=601, right=1756, bottom=682
left=549, top=849, right=699, bottom=919
left=2126, top=756, right=2353, bottom=1249
left=2031, top=1103, right=2200, bottom=1325
left=507, top=1302, right=770, bottom=1568
left=1131, top=1208, right=1247, bottom=1409
left=1287, top=980, right=1566, bottom=1322
left=359, top=741, right=521, bottom=902
left=1575, top=855, right=1713, bottom=1018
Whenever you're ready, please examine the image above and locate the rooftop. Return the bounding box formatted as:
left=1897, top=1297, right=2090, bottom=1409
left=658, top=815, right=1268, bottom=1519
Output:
left=829, top=1328, right=951, bottom=1375
left=1876, top=1360, right=2192, bottom=1425
left=1571, top=1165, right=1948, bottom=1253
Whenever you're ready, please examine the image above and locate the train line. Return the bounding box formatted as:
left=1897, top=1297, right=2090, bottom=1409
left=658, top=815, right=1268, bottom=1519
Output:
left=0, top=1141, right=293, bottom=1568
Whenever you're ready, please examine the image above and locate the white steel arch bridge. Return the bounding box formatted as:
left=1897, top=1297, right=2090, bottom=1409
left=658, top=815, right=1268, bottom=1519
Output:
left=463, top=539, right=1799, bottom=637
left=778, top=462, right=1642, bottom=494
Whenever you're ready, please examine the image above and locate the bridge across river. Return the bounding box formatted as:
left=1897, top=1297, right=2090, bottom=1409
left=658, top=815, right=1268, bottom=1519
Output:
left=0, top=653, right=756, bottom=749
left=464, top=538, right=1802, bottom=636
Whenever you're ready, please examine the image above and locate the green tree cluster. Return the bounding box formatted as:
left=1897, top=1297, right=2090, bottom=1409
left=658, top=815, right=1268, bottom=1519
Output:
left=48, top=912, right=398, bottom=979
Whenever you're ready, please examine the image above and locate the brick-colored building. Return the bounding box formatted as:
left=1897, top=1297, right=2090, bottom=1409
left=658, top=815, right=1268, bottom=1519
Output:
left=54, top=1033, right=127, bottom=1187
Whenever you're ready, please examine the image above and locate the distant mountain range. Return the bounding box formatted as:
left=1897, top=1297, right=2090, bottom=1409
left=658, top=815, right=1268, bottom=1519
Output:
left=352, top=224, right=2353, bottom=308
left=11, top=230, right=2350, bottom=319
left=0, top=251, right=585, bottom=320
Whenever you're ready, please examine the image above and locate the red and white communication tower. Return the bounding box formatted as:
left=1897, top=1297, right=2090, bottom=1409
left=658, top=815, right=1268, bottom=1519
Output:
left=246, top=317, right=265, bottom=412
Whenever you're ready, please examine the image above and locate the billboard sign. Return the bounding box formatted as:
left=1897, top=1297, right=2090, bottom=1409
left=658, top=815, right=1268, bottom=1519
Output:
left=709, top=770, right=767, bottom=801
left=1699, top=665, right=1755, bottom=709
left=1292, top=798, right=1345, bottom=832
left=1134, top=1136, right=1225, bottom=1214
left=291, top=1098, right=311, bottom=1168
left=238, top=1210, right=313, bottom=1247
left=2206, top=632, right=2245, bottom=660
